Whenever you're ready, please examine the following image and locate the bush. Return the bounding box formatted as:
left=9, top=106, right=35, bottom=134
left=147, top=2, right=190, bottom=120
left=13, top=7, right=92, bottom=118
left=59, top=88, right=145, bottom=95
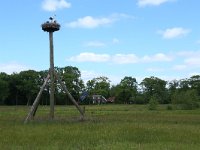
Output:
left=131, top=95, right=146, bottom=104
left=171, top=90, right=200, bottom=110
left=166, top=104, right=173, bottom=110
left=148, top=96, right=159, bottom=110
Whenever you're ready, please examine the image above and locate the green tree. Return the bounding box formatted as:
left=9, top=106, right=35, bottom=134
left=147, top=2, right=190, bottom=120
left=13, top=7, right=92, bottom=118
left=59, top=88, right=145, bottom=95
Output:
left=6, top=73, right=21, bottom=105
left=189, top=75, right=200, bottom=96
left=117, top=89, right=132, bottom=104
left=17, top=70, right=40, bottom=105
left=168, top=80, right=179, bottom=103
left=37, top=70, right=49, bottom=105
left=140, top=76, right=168, bottom=104
left=0, top=73, right=9, bottom=104
left=120, top=77, right=137, bottom=89
left=133, top=93, right=146, bottom=104
left=56, top=66, right=85, bottom=104
left=168, top=80, right=179, bottom=94
left=179, top=79, right=190, bottom=91
left=111, top=76, right=138, bottom=104
left=86, top=76, right=111, bottom=98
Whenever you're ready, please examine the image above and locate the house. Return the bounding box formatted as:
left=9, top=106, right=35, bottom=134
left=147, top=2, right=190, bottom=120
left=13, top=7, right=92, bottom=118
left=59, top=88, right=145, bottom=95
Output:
left=107, top=97, right=115, bottom=103
left=92, top=95, right=107, bottom=104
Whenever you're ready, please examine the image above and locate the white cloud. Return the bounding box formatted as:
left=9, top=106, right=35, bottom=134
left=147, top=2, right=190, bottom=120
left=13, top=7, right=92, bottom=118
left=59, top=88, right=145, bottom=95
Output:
left=67, top=16, right=112, bottom=28
left=81, top=70, right=99, bottom=83
left=81, top=70, right=123, bottom=85
left=68, top=52, right=173, bottom=64
left=77, top=49, right=200, bottom=84
left=85, top=41, right=106, bottom=47
left=158, top=27, right=190, bottom=39
left=66, top=13, right=132, bottom=29
left=112, top=54, right=139, bottom=64
left=69, top=52, right=110, bottom=62
left=42, top=0, right=71, bottom=11
left=85, top=38, right=120, bottom=47
left=138, top=0, right=172, bottom=7
left=165, top=50, right=200, bottom=73
left=177, top=50, right=200, bottom=57
left=146, top=67, right=165, bottom=72
left=175, top=50, right=200, bottom=67
left=184, top=58, right=200, bottom=66
left=142, top=53, right=173, bottom=62
left=0, top=62, right=29, bottom=74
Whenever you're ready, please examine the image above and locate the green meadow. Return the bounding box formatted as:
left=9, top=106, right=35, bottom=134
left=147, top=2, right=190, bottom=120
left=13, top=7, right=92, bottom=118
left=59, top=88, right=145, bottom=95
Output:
left=0, top=105, right=200, bottom=150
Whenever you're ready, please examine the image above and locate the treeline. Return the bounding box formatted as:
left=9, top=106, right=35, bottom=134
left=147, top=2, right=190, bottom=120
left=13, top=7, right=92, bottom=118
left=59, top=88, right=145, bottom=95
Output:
left=0, top=66, right=84, bottom=106
left=0, top=66, right=200, bottom=109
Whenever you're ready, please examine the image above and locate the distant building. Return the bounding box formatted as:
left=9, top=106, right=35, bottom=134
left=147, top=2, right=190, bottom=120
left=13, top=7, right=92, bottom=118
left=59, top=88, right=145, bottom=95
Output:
left=92, top=95, right=107, bottom=104
left=107, top=97, right=115, bottom=103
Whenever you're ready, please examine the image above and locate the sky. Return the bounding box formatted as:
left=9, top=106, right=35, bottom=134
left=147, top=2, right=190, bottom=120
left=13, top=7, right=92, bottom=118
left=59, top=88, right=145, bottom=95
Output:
left=0, top=0, right=200, bottom=84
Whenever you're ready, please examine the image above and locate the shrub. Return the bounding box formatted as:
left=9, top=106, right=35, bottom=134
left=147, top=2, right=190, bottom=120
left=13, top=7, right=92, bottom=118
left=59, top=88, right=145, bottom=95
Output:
left=171, top=89, right=200, bottom=110
left=166, top=104, right=173, bottom=110
left=132, top=95, right=146, bottom=104
left=148, top=96, right=159, bottom=110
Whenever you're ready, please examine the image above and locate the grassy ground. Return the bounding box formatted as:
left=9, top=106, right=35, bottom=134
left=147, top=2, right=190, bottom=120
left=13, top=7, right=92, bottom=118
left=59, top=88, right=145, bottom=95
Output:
left=0, top=104, right=200, bottom=150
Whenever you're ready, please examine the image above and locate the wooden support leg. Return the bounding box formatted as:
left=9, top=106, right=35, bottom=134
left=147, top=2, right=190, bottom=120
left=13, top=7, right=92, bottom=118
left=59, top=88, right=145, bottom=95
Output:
left=24, top=74, right=50, bottom=123
left=54, top=71, right=85, bottom=119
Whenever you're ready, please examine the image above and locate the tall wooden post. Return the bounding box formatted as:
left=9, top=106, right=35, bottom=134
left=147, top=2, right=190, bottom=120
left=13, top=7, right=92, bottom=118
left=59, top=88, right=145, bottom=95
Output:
left=24, top=17, right=85, bottom=123
left=49, top=32, right=55, bottom=119
left=41, top=19, right=60, bottom=120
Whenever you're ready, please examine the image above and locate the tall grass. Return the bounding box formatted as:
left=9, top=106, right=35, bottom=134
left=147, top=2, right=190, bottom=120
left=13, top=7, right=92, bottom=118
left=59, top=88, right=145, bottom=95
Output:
left=0, top=105, right=200, bottom=149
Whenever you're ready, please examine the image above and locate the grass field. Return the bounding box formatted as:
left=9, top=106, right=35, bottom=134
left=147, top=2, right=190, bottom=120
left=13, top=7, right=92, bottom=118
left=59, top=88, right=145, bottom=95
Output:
left=0, top=104, right=200, bottom=150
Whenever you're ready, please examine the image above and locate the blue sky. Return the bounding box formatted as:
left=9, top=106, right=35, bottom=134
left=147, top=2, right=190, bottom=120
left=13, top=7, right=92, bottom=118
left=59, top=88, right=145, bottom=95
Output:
left=0, top=0, right=200, bottom=84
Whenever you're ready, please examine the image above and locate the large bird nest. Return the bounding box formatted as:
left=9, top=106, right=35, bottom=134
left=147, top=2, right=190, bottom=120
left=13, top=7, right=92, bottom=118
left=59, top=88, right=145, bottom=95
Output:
left=41, top=21, right=60, bottom=32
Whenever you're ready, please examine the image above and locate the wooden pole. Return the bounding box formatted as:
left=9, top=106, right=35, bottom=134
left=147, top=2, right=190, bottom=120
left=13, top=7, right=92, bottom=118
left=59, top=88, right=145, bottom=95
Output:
left=24, top=74, right=50, bottom=123
left=54, top=71, right=85, bottom=119
left=25, top=19, right=85, bottom=123
left=49, top=32, right=55, bottom=119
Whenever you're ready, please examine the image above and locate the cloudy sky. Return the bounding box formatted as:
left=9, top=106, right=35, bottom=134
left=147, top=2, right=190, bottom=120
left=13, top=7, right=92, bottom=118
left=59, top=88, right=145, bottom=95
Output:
left=0, top=0, right=200, bottom=84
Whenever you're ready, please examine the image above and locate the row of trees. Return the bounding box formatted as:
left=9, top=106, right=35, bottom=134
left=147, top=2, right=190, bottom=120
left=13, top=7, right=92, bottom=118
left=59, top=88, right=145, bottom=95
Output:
left=0, top=66, right=200, bottom=109
left=0, top=66, right=84, bottom=105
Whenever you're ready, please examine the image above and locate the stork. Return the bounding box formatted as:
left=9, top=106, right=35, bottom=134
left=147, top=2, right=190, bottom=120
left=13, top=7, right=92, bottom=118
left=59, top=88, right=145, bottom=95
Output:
left=49, top=15, right=56, bottom=23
